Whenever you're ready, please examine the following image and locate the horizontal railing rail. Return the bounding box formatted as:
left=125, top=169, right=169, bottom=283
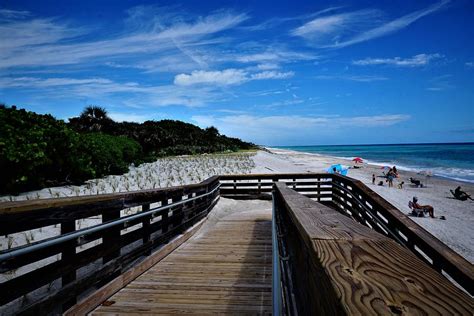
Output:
left=0, top=176, right=220, bottom=315
left=331, top=174, right=474, bottom=295
left=273, top=183, right=473, bottom=315
left=219, top=173, right=474, bottom=295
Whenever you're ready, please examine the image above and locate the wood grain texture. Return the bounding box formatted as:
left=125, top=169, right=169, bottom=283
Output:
left=312, top=239, right=473, bottom=315
left=64, top=217, right=207, bottom=316
left=274, top=182, right=474, bottom=315
left=91, top=208, right=272, bottom=315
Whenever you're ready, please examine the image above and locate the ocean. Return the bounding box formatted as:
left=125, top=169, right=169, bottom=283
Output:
left=276, top=143, right=474, bottom=183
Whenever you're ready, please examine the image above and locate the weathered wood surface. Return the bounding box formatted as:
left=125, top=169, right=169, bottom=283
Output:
left=332, top=174, right=474, bottom=294
left=65, top=217, right=207, bottom=315
left=0, top=176, right=219, bottom=235
left=91, top=207, right=272, bottom=315
left=275, top=182, right=473, bottom=315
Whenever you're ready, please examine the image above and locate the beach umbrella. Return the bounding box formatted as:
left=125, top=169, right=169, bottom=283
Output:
left=327, top=164, right=349, bottom=176
left=352, top=157, right=363, bottom=163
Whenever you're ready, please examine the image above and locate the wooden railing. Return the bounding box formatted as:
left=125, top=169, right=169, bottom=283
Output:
left=273, top=182, right=473, bottom=315
left=219, top=173, right=474, bottom=295
left=0, top=176, right=220, bottom=314
left=0, top=172, right=472, bottom=315
left=331, top=174, right=474, bottom=295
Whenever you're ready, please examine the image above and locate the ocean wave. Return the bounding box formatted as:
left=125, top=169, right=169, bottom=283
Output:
left=363, top=159, right=474, bottom=183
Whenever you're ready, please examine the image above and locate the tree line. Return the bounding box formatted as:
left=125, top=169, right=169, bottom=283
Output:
left=0, top=105, right=256, bottom=194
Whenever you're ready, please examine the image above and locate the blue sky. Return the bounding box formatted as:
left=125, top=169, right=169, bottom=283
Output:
left=1, top=0, right=473, bottom=145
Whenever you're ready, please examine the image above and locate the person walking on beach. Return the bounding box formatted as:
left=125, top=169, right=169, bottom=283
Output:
left=372, top=174, right=376, bottom=185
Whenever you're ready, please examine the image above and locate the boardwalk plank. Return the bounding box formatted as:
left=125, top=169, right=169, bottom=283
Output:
left=91, top=208, right=272, bottom=315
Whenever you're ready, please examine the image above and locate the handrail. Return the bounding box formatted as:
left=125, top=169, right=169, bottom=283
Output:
left=0, top=184, right=220, bottom=263
left=271, top=191, right=282, bottom=316
left=273, top=182, right=473, bottom=314
left=0, top=176, right=220, bottom=314
left=219, top=172, right=473, bottom=295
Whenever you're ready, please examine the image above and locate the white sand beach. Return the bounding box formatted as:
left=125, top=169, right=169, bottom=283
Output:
left=255, top=148, right=474, bottom=263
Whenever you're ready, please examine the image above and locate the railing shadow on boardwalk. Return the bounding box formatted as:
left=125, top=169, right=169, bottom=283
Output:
left=0, top=173, right=472, bottom=315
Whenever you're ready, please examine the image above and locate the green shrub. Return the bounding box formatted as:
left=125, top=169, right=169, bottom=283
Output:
left=78, top=133, right=141, bottom=177
left=0, top=106, right=141, bottom=194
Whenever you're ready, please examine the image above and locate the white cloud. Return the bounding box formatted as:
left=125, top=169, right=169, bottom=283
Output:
left=236, top=50, right=317, bottom=64
left=174, top=69, right=294, bottom=86
left=426, top=74, right=454, bottom=91
left=174, top=69, right=248, bottom=86
left=292, top=1, right=449, bottom=48
left=192, top=114, right=410, bottom=144
left=250, top=71, right=294, bottom=80
left=0, top=76, right=219, bottom=107
left=314, top=75, right=388, bottom=82
left=466, top=62, right=474, bottom=68
left=353, top=53, right=442, bottom=67
left=0, top=9, right=31, bottom=19
left=0, top=9, right=248, bottom=69
left=291, top=9, right=381, bottom=41
left=256, top=63, right=280, bottom=70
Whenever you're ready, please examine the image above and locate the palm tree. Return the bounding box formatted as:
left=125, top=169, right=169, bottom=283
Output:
left=78, top=106, right=112, bottom=132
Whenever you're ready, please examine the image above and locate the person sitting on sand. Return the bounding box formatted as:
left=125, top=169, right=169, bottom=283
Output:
left=451, top=186, right=473, bottom=201
left=412, top=197, right=435, bottom=218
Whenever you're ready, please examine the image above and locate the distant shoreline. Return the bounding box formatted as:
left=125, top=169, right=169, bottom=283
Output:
left=270, top=143, right=474, bottom=184
left=255, top=148, right=474, bottom=263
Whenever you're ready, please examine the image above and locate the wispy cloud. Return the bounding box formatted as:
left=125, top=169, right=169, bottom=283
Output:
left=174, top=69, right=248, bottom=86
left=353, top=53, right=442, bottom=67
left=314, top=74, right=388, bottom=82
left=426, top=74, right=454, bottom=91
left=0, top=8, right=248, bottom=69
left=0, top=9, right=31, bottom=19
left=0, top=76, right=219, bottom=108
left=174, top=69, right=294, bottom=86
left=192, top=114, right=410, bottom=143
left=466, top=62, right=474, bottom=68
left=292, top=1, right=449, bottom=48
left=291, top=9, right=381, bottom=42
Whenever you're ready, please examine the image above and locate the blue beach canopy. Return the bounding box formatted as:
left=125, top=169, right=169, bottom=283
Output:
left=326, top=164, right=349, bottom=176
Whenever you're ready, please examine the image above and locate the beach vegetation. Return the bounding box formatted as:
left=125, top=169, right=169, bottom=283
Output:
left=0, top=104, right=256, bottom=195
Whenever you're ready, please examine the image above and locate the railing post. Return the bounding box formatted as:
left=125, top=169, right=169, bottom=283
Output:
left=142, top=203, right=151, bottom=255
left=102, top=209, right=121, bottom=264
left=317, top=176, right=321, bottom=202
left=61, top=220, right=76, bottom=308
left=172, top=195, right=183, bottom=232
left=161, top=198, right=169, bottom=234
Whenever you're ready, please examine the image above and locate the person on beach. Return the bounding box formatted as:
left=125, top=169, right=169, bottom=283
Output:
left=372, top=174, right=376, bottom=185
left=392, top=166, right=398, bottom=177
left=386, top=168, right=395, bottom=188
left=452, top=186, right=473, bottom=201
left=412, top=197, right=435, bottom=218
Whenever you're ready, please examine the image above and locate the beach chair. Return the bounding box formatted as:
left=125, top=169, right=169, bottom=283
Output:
left=408, top=201, right=425, bottom=217
left=409, top=177, right=424, bottom=188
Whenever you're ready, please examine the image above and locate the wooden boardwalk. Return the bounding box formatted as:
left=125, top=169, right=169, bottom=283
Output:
left=92, top=207, right=272, bottom=315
